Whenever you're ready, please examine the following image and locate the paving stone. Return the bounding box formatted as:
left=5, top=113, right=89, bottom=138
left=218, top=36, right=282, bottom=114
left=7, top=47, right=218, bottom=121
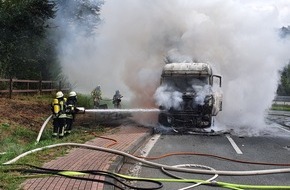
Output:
left=21, top=125, right=151, bottom=190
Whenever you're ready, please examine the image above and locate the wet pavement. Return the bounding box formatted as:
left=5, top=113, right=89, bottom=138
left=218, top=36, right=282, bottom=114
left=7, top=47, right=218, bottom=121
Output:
left=267, top=110, right=290, bottom=128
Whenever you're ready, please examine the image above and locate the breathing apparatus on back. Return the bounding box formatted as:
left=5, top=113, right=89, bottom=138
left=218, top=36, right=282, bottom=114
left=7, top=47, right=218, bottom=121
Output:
left=52, top=91, right=66, bottom=115
left=53, top=98, right=60, bottom=114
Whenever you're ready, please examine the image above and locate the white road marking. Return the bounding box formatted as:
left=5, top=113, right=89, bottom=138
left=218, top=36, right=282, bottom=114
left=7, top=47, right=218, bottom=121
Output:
left=141, top=134, right=161, bottom=157
left=226, top=134, right=243, bottom=154
left=274, top=125, right=290, bottom=134
left=129, top=134, right=161, bottom=177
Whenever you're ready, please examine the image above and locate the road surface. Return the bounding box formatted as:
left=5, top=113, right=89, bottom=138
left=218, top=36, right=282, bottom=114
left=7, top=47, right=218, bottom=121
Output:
left=120, top=119, right=290, bottom=190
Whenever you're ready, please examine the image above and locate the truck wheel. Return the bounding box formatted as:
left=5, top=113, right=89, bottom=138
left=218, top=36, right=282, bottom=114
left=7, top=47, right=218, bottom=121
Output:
left=203, top=115, right=212, bottom=128
left=158, top=113, right=170, bottom=127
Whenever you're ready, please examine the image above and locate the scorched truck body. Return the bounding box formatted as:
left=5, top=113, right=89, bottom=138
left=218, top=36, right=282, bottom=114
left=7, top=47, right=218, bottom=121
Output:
left=158, top=62, right=222, bottom=133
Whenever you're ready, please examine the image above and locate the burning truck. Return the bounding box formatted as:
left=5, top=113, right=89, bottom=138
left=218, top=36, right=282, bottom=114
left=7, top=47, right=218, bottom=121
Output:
left=155, top=62, right=222, bottom=133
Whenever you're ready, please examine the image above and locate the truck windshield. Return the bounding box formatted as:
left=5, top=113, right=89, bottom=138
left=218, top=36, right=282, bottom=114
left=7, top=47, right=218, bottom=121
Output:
left=162, top=76, right=209, bottom=92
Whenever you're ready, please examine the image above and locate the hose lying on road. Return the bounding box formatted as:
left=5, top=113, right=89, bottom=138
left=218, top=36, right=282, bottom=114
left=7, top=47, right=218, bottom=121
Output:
left=137, top=152, right=290, bottom=167
left=2, top=143, right=290, bottom=189
left=160, top=164, right=218, bottom=190
left=3, top=142, right=290, bottom=176
left=115, top=173, right=290, bottom=190
left=3, top=163, right=290, bottom=190
left=2, top=164, right=163, bottom=190
left=88, top=132, right=290, bottom=167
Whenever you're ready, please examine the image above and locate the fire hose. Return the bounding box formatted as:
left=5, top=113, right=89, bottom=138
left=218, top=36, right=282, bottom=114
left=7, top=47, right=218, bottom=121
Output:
left=3, top=142, right=290, bottom=175
left=35, top=114, right=52, bottom=144
left=35, top=107, right=86, bottom=144
left=2, top=164, right=162, bottom=190
left=6, top=111, right=290, bottom=189
left=2, top=143, right=290, bottom=189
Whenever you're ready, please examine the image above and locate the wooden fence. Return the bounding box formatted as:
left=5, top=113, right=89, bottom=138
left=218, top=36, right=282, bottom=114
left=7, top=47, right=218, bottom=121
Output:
left=0, top=78, right=69, bottom=98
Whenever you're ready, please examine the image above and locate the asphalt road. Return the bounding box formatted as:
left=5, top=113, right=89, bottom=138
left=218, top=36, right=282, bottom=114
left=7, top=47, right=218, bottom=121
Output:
left=121, top=118, right=290, bottom=190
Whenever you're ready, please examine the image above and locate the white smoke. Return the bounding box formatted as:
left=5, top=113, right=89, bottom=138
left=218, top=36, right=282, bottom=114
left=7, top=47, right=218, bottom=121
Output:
left=55, top=0, right=290, bottom=134
left=165, top=49, right=194, bottom=63
left=194, top=85, right=212, bottom=106
left=154, top=85, right=183, bottom=110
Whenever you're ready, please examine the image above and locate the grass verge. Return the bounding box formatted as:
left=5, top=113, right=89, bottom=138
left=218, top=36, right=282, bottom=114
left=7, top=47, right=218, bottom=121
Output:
left=0, top=94, right=109, bottom=190
left=0, top=121, right=107, bottom=190
left=271, top=104, right=290, bottom=111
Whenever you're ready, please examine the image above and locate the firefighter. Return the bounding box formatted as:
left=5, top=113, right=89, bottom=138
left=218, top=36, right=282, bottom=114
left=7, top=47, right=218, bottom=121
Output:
left=51, top=91, right=67, bottom=138
left=113, top=90, right=123, bottom=109
left=65, top=91, right=77, bottom=135
left=91, top=85, right=102, bottom=108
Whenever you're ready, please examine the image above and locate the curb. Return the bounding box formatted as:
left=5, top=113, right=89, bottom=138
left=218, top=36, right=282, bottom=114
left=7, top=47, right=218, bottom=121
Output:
left=104, top=127, right=153, bottom=190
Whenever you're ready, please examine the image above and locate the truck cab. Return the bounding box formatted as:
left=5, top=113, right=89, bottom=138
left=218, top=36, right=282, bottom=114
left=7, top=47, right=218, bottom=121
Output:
left=157, top=62, right=222, bottom=133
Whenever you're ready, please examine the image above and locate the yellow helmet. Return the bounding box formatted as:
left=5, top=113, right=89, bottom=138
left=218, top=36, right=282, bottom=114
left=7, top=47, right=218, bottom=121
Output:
left=56, top=91, right=64, bottom=98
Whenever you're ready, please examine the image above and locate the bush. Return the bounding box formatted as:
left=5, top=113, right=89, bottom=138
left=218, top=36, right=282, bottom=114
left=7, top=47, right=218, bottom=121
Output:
left=76, top=93, right=93, bottom=108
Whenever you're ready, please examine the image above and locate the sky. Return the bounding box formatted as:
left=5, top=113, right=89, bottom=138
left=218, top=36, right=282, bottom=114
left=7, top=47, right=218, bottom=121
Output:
left=55, top=0, right=290, bottom=135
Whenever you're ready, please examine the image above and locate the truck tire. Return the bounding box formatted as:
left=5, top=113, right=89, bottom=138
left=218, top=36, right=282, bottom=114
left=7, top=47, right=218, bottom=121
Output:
left=158, top=113, right=170, bottom=127
left=202, top=114, right=212, bottom=128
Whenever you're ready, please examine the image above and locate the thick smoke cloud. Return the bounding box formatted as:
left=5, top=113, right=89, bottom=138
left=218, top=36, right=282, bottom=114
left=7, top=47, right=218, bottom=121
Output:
left=154, top=85, right=183, bottom=110
left=55, top=0, right=290, bottom=134
left=194, top=85, right=212, bottom=106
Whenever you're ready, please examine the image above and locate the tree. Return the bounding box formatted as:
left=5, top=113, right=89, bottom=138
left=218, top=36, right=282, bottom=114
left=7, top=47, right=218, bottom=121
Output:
left=0, top=0, right=57, bottom=79
left=56, top=0, right=103, bottom=36
left=277, top=26, right=290, bottom=95
left=277, top=62, right=290, bottom=96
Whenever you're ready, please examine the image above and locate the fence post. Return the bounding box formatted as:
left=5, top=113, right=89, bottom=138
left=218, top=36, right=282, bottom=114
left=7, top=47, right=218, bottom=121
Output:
left=50, top=81, right=53, bottom=93
left=39, top=80, right=42, bottom=95
left=9, top=77, right=12, bottom=99
left=58, top=81, right=62, bottom=91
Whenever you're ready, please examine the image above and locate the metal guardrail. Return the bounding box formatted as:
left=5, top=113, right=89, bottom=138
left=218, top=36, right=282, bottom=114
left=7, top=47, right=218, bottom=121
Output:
left=273, top=96, right=290, bottom=105
left=273, top=96, right=290, bottom=102
left=0, top=78, right=69, bottom=98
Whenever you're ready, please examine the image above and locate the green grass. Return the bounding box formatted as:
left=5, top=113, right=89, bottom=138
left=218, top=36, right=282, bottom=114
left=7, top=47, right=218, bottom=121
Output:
left=0, top=92, right=131, bottom=189
left=76, top=93, right=113, bottom=108
left=271, top=104, right=290, bottom=111
left=76, top=93, right=130, bottom=109
left=0, top=93, right=108, bottom=190
left=76, top=93, right=94, bottom=108
left=0, top=124, right=105, bottom=190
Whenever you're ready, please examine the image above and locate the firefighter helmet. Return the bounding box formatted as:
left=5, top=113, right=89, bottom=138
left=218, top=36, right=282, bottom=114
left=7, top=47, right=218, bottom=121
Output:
left=69, top=91, right=77, bottom=97
left=56, top=91, right=64, bottom=98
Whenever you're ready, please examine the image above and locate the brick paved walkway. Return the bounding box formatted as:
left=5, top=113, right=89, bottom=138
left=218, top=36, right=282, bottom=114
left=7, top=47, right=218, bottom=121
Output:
left=21, top=125, right=151, bottom=190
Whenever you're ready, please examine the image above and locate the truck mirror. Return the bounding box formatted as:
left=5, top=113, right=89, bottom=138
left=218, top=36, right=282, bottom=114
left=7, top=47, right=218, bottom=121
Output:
left=213, top=75, right=222, bottom=87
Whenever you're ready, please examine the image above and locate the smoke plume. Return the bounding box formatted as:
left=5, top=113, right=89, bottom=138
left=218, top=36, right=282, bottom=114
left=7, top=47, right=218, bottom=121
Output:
left=154, top=85, right=183, bottom=110
left=194, top=85, right=212, bottom=106
left=55, top=0, right=290, bottom=134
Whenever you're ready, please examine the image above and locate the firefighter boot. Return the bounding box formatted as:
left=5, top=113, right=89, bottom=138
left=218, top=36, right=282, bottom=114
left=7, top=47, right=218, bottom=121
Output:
left=59, top=126, right=65, bottom=139
left=52, top=124, right=58, bottom=138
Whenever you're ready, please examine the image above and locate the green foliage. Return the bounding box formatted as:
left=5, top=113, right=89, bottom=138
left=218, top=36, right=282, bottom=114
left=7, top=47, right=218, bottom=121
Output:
left=271, top=104, right=290, bottom=111
left=73, top=93, right=93, bottom=108
left=0, top=0, right=103, bottom=81
left=74, top=92, right=120, bottom=109
left=0, top=121, right=101, bottom=190
left=0, top=0, right=57, bottom=79
left=50, top=91, right=112, bottom=109
left=0, top=125, right=36, bottom=154
left=56, top=0, right=103, bottom=36
left=1, top=123, right=10, bottom=129
left=277, top=62, right=290, bottom=96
